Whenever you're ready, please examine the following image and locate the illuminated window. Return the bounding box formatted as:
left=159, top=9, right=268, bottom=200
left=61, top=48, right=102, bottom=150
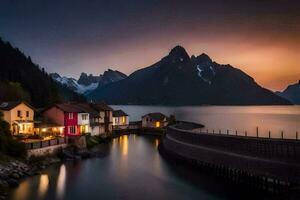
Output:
left=155, top=121, right=160, bottom=128
left=69, top=113, right=73, bottom=119
left=122, top=116, right=126, bottom=124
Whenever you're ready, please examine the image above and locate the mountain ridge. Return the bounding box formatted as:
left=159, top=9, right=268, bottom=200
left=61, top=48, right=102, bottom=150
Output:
left=50, top=69, right=127, bottom=94
left=276, top=81, right=300, bottom=104
left=88, top=46, right=291, bottom=105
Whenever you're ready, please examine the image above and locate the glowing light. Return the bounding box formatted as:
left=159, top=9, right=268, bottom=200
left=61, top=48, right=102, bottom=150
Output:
left=42, top=128, right=47, bottom=132
left=38, top=174, right=49, bottom=198
left=56, top=165, right=66, bottom=199
left=155, top=139, right=159, bottom=148
left=122, top=135, right=128, bottom=156
left=155, top=121, right=160, bottom=128
left=122, top=116, right=126, bottom=124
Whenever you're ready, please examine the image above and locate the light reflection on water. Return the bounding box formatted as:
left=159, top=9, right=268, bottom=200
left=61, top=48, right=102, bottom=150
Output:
left=38, top=174, right=49, bottom=198
left=56, top=165, right=66, bottom=199
left=9, top=135, right=270, bottom=200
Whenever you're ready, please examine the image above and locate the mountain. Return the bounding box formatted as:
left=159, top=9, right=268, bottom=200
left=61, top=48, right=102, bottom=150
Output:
left=0, top=37, right=85, bottom=107
left=51, top=69, right=127, bottom=95
left=88, top=46, right=291, bottom=105
left=276, top=81, right=300, bottom=104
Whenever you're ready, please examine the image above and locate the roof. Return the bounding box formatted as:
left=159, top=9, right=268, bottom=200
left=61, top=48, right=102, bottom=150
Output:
left=90, top=102, right=113, bottom=111
left=0, top=101, right=35, bottom=111
left=55, top=103, right=86, bottom=113
left=113, top=110, right=128, bottom=117
left=142, top=112, right=167, bottom=121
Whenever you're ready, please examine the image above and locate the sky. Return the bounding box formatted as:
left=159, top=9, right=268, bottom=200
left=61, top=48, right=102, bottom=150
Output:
left=0, top=0, right=299, bottom=91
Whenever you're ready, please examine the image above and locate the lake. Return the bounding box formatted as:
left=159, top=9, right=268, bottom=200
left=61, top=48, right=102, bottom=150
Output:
left=9, top=135, right=270, bottom=200
left=112, top=105, right=300, bottom=139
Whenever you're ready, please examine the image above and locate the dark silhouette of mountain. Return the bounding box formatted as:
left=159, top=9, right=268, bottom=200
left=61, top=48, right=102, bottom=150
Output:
left=88, top=46, right=291, bottom=105
left=78, top=69, right=127, bottom=86
left=0, top=37, right=85, bottom=107
left=51, top=69, right=127, bottom=94
left=276, top=81, right=300, bottom=104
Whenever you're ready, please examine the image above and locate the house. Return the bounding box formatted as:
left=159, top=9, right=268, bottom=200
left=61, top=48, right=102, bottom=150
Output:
left=112, top=110, right=129, bottom=129
left=42, top=103, right=91, bottom=136
left=0, top=101, right=35, bottom=135
left=89, top=103, right=113, bottom=135
left=142, top=112, right=168, bottom=128
left=34, top=120, right=65, bottom=138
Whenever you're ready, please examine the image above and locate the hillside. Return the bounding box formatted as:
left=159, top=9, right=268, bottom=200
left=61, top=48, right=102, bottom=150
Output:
left=0, top=38, right=85, bottom=107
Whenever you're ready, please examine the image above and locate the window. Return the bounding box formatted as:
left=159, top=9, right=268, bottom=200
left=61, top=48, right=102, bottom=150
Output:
left=122, top=116, right=126, bottom=124
left=17, top=110, right=22, bottom=117
left=26, top=111, right=29, bottom=117
left=69, top=126, right=76, bottom=134
left=69, top=113, right=73, bottom=119
left=156, top=121, right=161, bottom=128
left=82, top=114, right=88, bottom=120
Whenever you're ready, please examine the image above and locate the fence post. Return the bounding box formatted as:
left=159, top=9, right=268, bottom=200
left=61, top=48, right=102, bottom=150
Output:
left=269, top=131, right=271, bottom=139
left=296, top=132, right=298, bottom=140
left=235, top=130, right=238, bottom=136
left=219, top=130, right=221, bottom=135
left=245, top=131, right=247, bottom=137
left=256, top=127, right=259, bottom=138
left=227, top=130, right=229, bottom=135
left=213, top=129, right=214, bottom=134
left=281, top=131, right=284, bottom=139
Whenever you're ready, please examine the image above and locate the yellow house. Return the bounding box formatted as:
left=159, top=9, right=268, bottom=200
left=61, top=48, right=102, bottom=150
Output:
left=0, top=101, right=35, bottom=135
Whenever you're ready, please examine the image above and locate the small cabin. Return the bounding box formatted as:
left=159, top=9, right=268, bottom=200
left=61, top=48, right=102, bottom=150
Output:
left=112, top=110, right=129, bottom=129
left=142, top=112, right=168, bottom=128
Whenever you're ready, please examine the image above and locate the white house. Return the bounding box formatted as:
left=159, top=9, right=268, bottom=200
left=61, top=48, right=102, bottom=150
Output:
left=112, top=110, right=129, bottom=129
left=142, top=112, right=168, bottom=128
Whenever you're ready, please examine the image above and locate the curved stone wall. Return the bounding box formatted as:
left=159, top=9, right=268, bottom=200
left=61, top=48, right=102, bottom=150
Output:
left=162, top=122, right=300, bottom=184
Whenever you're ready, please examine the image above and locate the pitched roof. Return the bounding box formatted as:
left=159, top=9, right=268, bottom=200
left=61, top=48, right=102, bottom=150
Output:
left=142, top=112, right=167, bottom=121
left=90, top=102, right=113, bottom=111
left=0, top=101, right=35, bottom=111
left=113, top=110, right=128, bottom=117
left=55, top=103, right=86, bottom=113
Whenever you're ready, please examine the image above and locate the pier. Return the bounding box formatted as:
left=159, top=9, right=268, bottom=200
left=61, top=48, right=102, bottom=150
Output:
left=160, top=121, right=300, bottom=192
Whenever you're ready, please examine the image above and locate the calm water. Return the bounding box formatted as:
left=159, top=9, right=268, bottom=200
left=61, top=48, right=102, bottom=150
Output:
left=112, top=105, right=300, bottom=139
left=9, top=135, right=269, bottom=200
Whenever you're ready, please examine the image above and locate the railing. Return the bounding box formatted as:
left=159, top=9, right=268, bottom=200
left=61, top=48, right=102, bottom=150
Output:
left=168, top=124, right=300, bottom=161
left=25, top=137, right=66, bottom=150
left=196, top=127, right=299, bottom=140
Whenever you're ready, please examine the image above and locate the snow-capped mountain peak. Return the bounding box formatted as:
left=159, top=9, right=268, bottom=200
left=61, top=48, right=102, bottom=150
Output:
left=50, top=69, right=127, bottom=95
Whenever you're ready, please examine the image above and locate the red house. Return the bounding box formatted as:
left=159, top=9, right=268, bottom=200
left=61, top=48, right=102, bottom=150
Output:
left=43, top=103, right=88, bottom=136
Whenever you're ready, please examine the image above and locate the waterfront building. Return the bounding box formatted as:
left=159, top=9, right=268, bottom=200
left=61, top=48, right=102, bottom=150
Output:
left=112, top=110, right=129, bottom=129
left=142, top=112, right=168, bottom=128
left=42, top=103, right=90, bottom=136
left=89, top=103, right=113, bottom=135
left=0, top=101, right=35, bottom=135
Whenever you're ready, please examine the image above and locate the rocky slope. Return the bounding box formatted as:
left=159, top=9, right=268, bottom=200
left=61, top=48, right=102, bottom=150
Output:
left=51, top=69, right=127, bottom=95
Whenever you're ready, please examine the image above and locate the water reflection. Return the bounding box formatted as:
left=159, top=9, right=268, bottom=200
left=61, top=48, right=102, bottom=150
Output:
left=155, top=139, right=159, bottom=148
left=13, top=181, right=29, bottom=200
left=38, top=174, right=49, bottom=198
left=120, top=135, right=128, bottom=156
left=56, top=165, right=66, bottom=199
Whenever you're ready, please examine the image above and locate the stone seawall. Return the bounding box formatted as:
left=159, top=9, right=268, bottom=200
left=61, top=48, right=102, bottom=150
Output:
left=161, top=122, right=300, bottom=188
